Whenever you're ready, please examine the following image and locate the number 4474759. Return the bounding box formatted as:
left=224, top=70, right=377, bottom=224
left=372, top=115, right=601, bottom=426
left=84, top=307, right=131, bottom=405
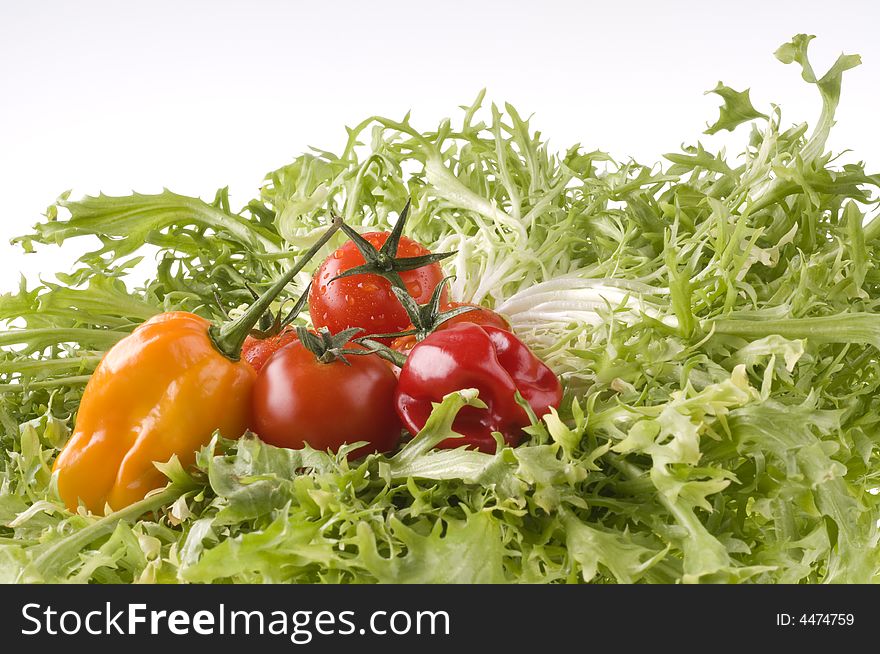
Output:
left=776, top=613, right=854, bottom=626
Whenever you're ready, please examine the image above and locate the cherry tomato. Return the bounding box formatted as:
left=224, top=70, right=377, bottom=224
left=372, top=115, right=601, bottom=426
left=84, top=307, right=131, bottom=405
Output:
left=241, top=329, right=299, bottom=371
left=250, top=341, right=401, bottom=458
left=309, top=232, right=447, bottom=342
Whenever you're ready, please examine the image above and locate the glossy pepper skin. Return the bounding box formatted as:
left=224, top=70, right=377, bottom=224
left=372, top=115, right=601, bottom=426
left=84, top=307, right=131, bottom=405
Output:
left=394, top=323, right=562, bottom=452
left=53, top=312, right=256, bottom=513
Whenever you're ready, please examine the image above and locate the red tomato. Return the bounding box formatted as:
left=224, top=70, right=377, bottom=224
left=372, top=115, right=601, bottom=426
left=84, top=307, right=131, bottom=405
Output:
left=250, top=341, right=401, bottom=458
left=309, top=232, right=447, bottom=342
left=241, top=329, right=299, bottom=372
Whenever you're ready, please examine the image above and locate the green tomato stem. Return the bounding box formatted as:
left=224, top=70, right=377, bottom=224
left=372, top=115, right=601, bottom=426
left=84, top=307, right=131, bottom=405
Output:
left=210, top=216, right=342, bottom=361
left=356, top=337, right=408, bottom=368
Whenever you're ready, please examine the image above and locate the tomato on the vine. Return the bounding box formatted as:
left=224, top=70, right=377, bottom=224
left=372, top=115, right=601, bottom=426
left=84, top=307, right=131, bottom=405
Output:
left=250, top=336, right=401, bottom=459
left=309, top=232, right=447, bottom=342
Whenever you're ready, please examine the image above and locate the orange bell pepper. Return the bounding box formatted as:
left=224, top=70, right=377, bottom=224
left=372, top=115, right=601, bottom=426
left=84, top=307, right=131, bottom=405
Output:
left=53, top=217, right=341, bottom=513
left=53, top=312, right=255, bottom=513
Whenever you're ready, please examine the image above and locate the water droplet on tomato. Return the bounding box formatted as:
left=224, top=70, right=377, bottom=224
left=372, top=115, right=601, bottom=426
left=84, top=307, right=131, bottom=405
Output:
left=345, top=295, right=355, bottom=306
left=410, top=282, right=422, bottom=297
left=333, top=250, right=343, bottom=259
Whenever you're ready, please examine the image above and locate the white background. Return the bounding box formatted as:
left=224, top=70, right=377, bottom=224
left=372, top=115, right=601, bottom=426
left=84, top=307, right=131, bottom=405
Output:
left=1, top=0, right=878, bottom=292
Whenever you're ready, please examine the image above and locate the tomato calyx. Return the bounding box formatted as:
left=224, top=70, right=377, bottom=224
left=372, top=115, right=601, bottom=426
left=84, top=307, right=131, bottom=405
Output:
left=386, top=276, right=478, bottom=343
left=295, top=325, right=366, bottom=366
left=331, top=200, right=455, bottom=289
left=295, top=325, right=409, bottom=370
left=345, top=278, right=477, bottom=368
left=348, top=278, right=477, bottom=346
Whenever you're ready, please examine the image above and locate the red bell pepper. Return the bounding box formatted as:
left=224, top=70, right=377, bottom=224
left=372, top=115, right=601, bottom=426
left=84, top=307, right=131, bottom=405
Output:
left=394, top=322, right=562, bottom=451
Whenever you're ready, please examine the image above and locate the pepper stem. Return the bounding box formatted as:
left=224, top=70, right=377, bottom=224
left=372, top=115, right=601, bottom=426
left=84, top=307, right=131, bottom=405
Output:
left=210, top=215, right=342, bottom=361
